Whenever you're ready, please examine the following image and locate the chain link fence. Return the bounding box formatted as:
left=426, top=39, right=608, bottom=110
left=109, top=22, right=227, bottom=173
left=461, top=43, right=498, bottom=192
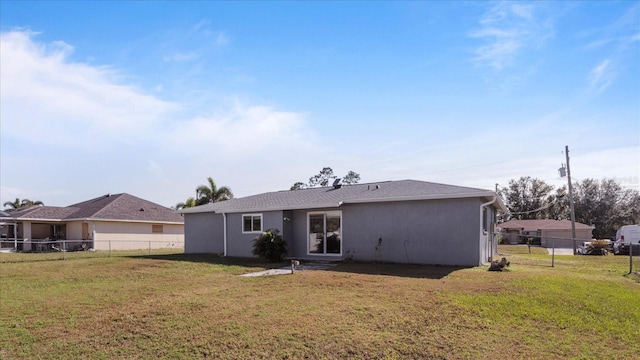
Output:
left=496, top=232, right=639, bottom=275
left=0, top=239, right=184, bottom=263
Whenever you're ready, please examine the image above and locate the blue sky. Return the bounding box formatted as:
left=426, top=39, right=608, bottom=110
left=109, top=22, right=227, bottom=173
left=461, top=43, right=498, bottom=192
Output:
left=1, top=1, right=638, bottom=208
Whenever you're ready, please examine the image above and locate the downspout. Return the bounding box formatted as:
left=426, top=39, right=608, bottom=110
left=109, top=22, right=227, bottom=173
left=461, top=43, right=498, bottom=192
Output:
left=480, top=196, right=497, bottom=265
left=222, top=213, right=227, bottom=257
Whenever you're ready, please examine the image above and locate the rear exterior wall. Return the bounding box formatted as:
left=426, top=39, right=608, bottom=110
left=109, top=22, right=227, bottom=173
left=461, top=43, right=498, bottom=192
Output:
left=184, top=213, right=224, bottom=254
left=183, top=198, right=490, bottom=266
left=92, top=221, right=184, bottom=250
left=225, top=211, right=285, bottom=257
left=285, top=198, right=484, bottom=266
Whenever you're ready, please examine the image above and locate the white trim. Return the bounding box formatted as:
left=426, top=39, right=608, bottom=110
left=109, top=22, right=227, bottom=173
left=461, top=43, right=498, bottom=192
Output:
left=306, top=211, right=343, bottom=257
left=241, top=213, right=263, bottom=234
left=480, top=196, right=497, bottom=265
left=180, top=203, right=342, bottom=214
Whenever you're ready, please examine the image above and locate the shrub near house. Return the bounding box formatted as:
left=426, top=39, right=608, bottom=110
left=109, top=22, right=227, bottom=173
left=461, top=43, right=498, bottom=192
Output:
left=252, top=229, right=287, bottom=262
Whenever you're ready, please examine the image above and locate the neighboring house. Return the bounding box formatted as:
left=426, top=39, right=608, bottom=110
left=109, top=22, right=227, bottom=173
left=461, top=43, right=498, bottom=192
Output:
left=0, top=193, right=184, bottom=251
left=498, top=219, right=593, bottom=248
left=181, top=180, right=506, bottom=267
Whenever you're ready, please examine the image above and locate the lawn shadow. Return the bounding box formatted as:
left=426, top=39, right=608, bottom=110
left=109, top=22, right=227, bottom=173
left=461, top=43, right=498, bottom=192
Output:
left=322, top=261, right=466, bottom=279
left=134, top=253, right=464, bottom=279
left=131, top=253, right=288, bottom=269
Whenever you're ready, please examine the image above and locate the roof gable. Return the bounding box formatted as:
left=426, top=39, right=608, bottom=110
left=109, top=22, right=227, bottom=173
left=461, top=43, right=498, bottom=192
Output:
left=1, top=194, right=183, bottom=223
left=2, top=205, right=78, bottom=220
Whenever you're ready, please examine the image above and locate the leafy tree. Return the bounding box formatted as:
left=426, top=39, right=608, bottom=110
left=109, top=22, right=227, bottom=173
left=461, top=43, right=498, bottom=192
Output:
left=290, top=182, right=307, bottom=190
left=342, top=171, right=361, bottom=185
left=543, top=186, right=570, bottom=220
left=502, top=176, right=640, bottom=239
left=195, top=177, right=233, bottom=206
left=308, top=167, right=335, bottom=187
left=3, top=198, right=44, bottom=210
left=499, top=177, right=553, bottom=220
left=174, top=197, right=197, bottom=210
left=291, top=167, right=361, bottom=190
left=570, top=178, right=639, bottom=239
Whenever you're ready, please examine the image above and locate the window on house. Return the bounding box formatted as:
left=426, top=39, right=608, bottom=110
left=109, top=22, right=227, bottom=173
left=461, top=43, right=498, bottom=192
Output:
left=152, top=224, right=163, bottom=233
left=242, top=214, right=262, bottom=233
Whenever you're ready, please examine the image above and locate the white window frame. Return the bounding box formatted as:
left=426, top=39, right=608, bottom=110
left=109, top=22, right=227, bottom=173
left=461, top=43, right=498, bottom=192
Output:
left=307, top=211, right=342, bottom=256
left=242, top=213, right=263, bottom=234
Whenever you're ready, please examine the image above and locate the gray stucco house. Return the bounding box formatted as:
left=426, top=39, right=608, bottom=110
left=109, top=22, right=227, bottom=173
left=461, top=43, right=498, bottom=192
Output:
left=181, top=180, right=506, bottom=266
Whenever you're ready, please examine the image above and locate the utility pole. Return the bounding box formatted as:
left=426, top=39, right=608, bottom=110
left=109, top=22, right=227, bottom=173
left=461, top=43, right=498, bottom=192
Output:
left=565, top=145, right=577, bottom=254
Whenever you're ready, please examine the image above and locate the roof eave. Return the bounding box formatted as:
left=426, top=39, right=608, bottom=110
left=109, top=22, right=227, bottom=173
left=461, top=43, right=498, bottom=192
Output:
left=63, top=218, right=184, bottom=225
left=345, top=191, right=506, bottom=210
left=181, top=192, right=505, bottom=214
left=0, top=217, right=65, bottom=222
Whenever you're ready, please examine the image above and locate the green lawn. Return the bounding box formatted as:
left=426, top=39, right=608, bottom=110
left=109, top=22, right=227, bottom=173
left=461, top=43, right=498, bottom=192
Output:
left=1, top=246, right=638, bottom=359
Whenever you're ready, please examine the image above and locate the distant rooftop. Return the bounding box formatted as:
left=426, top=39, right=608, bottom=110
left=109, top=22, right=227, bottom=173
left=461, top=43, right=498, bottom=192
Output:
left=1, top=193, right=183, bottom=223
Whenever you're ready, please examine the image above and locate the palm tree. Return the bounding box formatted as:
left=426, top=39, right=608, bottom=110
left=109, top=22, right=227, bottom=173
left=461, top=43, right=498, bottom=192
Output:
left=21, top=199, right=44, bottom=207
left=195, top=177, right=233, bottom=206
left=3, top=198, right=44, bottom=210
left=174, top=197, right=197, bottom=210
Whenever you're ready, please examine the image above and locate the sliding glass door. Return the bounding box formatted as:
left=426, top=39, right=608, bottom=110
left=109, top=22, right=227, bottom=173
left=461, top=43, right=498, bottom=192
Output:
left=308, top=211, right=342, bottom=255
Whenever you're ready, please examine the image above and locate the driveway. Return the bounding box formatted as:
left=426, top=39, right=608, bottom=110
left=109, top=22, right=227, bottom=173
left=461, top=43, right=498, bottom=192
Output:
left=547, top=248, right=574, bottom=255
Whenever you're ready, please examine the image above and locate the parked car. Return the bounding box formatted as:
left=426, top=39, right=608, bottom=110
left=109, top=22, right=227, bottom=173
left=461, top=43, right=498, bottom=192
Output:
left=577, top=241, right=592, bottom=255
left=613, top=225, right=640, bottom=255
left=577, top=240, right=610, bottom=255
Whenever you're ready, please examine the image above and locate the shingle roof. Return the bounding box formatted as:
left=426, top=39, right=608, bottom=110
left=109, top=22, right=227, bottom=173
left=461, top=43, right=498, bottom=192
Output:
left=498, top=219, right=593, bottom=231
left=3, top=206, right=78, bottom=219
left=1, top=194, right=183, bottom=223
left=181, top=179, right=504, bottom=214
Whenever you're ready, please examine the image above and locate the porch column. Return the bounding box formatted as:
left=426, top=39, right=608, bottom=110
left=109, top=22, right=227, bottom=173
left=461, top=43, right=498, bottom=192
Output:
left=91, top=222, right=96, bottom=249
left=13, top=222, right=18, bottom=250
left=23, top=221, right=32, bottom=251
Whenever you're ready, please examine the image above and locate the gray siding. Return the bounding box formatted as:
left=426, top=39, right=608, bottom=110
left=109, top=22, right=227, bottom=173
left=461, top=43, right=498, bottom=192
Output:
left=226, top=211, right=286, bottom=257
left=286, top=199, right=484, bottom=266
left=184, top=197, right=496, bottom=266
left=289, top=208, right=343, bottom=260
left=342, top=199, right=482, bottom=266
left=184, top=212, right=224, bottom=254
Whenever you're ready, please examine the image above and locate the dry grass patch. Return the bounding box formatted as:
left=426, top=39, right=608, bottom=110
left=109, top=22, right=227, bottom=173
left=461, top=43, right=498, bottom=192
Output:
left=1, top=250, right=638, bottom=359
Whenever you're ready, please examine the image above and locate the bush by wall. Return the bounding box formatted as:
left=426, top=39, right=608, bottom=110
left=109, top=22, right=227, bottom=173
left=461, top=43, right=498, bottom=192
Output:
left=252, top=229, right=288, bottom=262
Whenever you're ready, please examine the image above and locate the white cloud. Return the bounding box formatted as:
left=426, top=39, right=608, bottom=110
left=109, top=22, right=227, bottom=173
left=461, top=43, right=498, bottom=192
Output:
left=470, top=2, right=553, bottom=71
left=148, top=160, right=170, bottom=184
left=171, top=102, right=309, bottom=154
left=215, top=33, right=229, bottom=47
left=0, top=30, right=322, bottom=206
left=0, top=30, right=180, bottom=148
left=190, top=19, right=211, bottom=34
left=588, top=59, right=614, bottom=93
left=164, top=52, right=198, bottom=62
